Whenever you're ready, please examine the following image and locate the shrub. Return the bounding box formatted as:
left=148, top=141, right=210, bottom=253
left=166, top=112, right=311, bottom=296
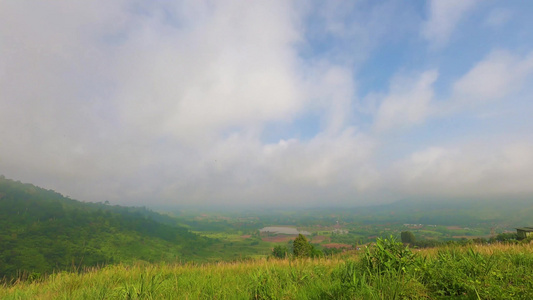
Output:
left=361, top=236, right=416, bottom=274
left=400, top=231, right=416, bottom=244
left=271, top=245, right=288, bottom=259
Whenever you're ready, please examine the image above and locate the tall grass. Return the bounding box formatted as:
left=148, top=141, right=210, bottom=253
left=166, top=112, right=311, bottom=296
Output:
left=2, top=241, right=533, bottom=299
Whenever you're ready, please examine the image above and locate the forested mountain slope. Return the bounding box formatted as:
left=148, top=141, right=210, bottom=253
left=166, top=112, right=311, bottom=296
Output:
left=0, top=176, right=210, bottom=279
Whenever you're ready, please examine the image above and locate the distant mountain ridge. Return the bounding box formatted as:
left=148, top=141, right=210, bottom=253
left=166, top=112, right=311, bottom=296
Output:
left=348, top=197, right=533, bottom=227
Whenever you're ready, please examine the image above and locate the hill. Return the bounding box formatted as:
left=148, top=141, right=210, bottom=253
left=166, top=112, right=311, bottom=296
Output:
left=311, top=197, right=533, bottom=227
left=0, top=176, right=213, bottom=280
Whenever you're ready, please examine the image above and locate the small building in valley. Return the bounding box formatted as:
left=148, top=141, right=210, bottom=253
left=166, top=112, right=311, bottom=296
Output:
left=516, top=227, right=533, bottom=239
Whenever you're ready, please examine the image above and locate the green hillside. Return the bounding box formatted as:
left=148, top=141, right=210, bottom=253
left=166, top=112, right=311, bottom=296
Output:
left=0, top=176, right=214, bottom=280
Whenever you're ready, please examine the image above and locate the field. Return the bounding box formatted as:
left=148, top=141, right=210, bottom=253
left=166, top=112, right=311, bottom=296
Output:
left=2, top=240, right=533, bottom=299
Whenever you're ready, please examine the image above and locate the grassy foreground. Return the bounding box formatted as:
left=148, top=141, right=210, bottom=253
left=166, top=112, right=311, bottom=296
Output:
left=2, top=240, right=533, bottom=299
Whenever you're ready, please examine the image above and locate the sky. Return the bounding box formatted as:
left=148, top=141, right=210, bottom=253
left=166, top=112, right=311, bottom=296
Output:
left=1, top=0, right=533, bottom=208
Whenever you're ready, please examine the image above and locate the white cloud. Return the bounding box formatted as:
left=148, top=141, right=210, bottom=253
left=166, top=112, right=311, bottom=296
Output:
left=301, top=63, right=355, bottom=134
left=147, top=129, right=379, bottom=206
left=0, top=1, right=380, bottom=206
left=453, top=50, right=533, bottom=104
left=421, top=0, right=480, bottom=48
left=374, top=70, right=438, bottom=131
left=0, top=1, right=307, bottom=202
left=110, top=1, right=304, bottom=144
left=392, top=142, right=533, bottom=197
left=1, top=1, right=532, bottom=207
left=263, top=129, right=375, bottom=188
left=0, top=1, right=129, bottom=186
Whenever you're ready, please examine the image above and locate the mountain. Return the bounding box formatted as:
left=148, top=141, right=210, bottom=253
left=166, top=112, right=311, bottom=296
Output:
left=0, top=176, right=212, bottom=280
left=346, top=197, right=533, bottom=227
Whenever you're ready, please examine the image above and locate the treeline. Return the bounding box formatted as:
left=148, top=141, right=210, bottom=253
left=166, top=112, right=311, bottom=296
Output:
left=0, top=176, right=211, bottom=281
left=401, top=230, right=522, bottom=248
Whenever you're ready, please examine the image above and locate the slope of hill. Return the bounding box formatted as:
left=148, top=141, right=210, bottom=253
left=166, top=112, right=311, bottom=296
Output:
left=0, top=176, right=212, bottom=280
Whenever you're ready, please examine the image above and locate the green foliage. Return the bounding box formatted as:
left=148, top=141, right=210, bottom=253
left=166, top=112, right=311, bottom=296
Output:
left=412, top=239, right=443, bottom=248
left=115, top=272, right=167, bottom=299
left=0, top=176, right=212, bottom=280
left=331, top=259, right=425, bottom=299
left=309, top=244, right=324, bottom=258
left=3, top=244, right=533, bottom=299
left=400, top=231, right=416, bottom=244
left=293, top=234, right=312, bottom=258
left=361, top=236, right=416, bottom=274
left=323, top=247, right=344, bottom=257
left=271, top=245, right=288, bottom=259
left=494, top=232, right=518, bottom=242
left=416, top=247, right=533, bottom=298
left=288, top=234, right=324, bottom=259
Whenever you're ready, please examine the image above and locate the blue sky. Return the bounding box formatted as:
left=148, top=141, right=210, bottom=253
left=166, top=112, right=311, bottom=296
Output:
left=1, top=0, right=533, bottom=207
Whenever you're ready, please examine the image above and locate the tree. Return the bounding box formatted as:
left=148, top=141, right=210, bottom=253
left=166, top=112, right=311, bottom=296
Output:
left=401, top=231, right=416, bottom=244
left=272, top=245, right=288, bottom=259
left=309, top=244, right=324, bottom=258
left=293, top=234, right=312, bottom=258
